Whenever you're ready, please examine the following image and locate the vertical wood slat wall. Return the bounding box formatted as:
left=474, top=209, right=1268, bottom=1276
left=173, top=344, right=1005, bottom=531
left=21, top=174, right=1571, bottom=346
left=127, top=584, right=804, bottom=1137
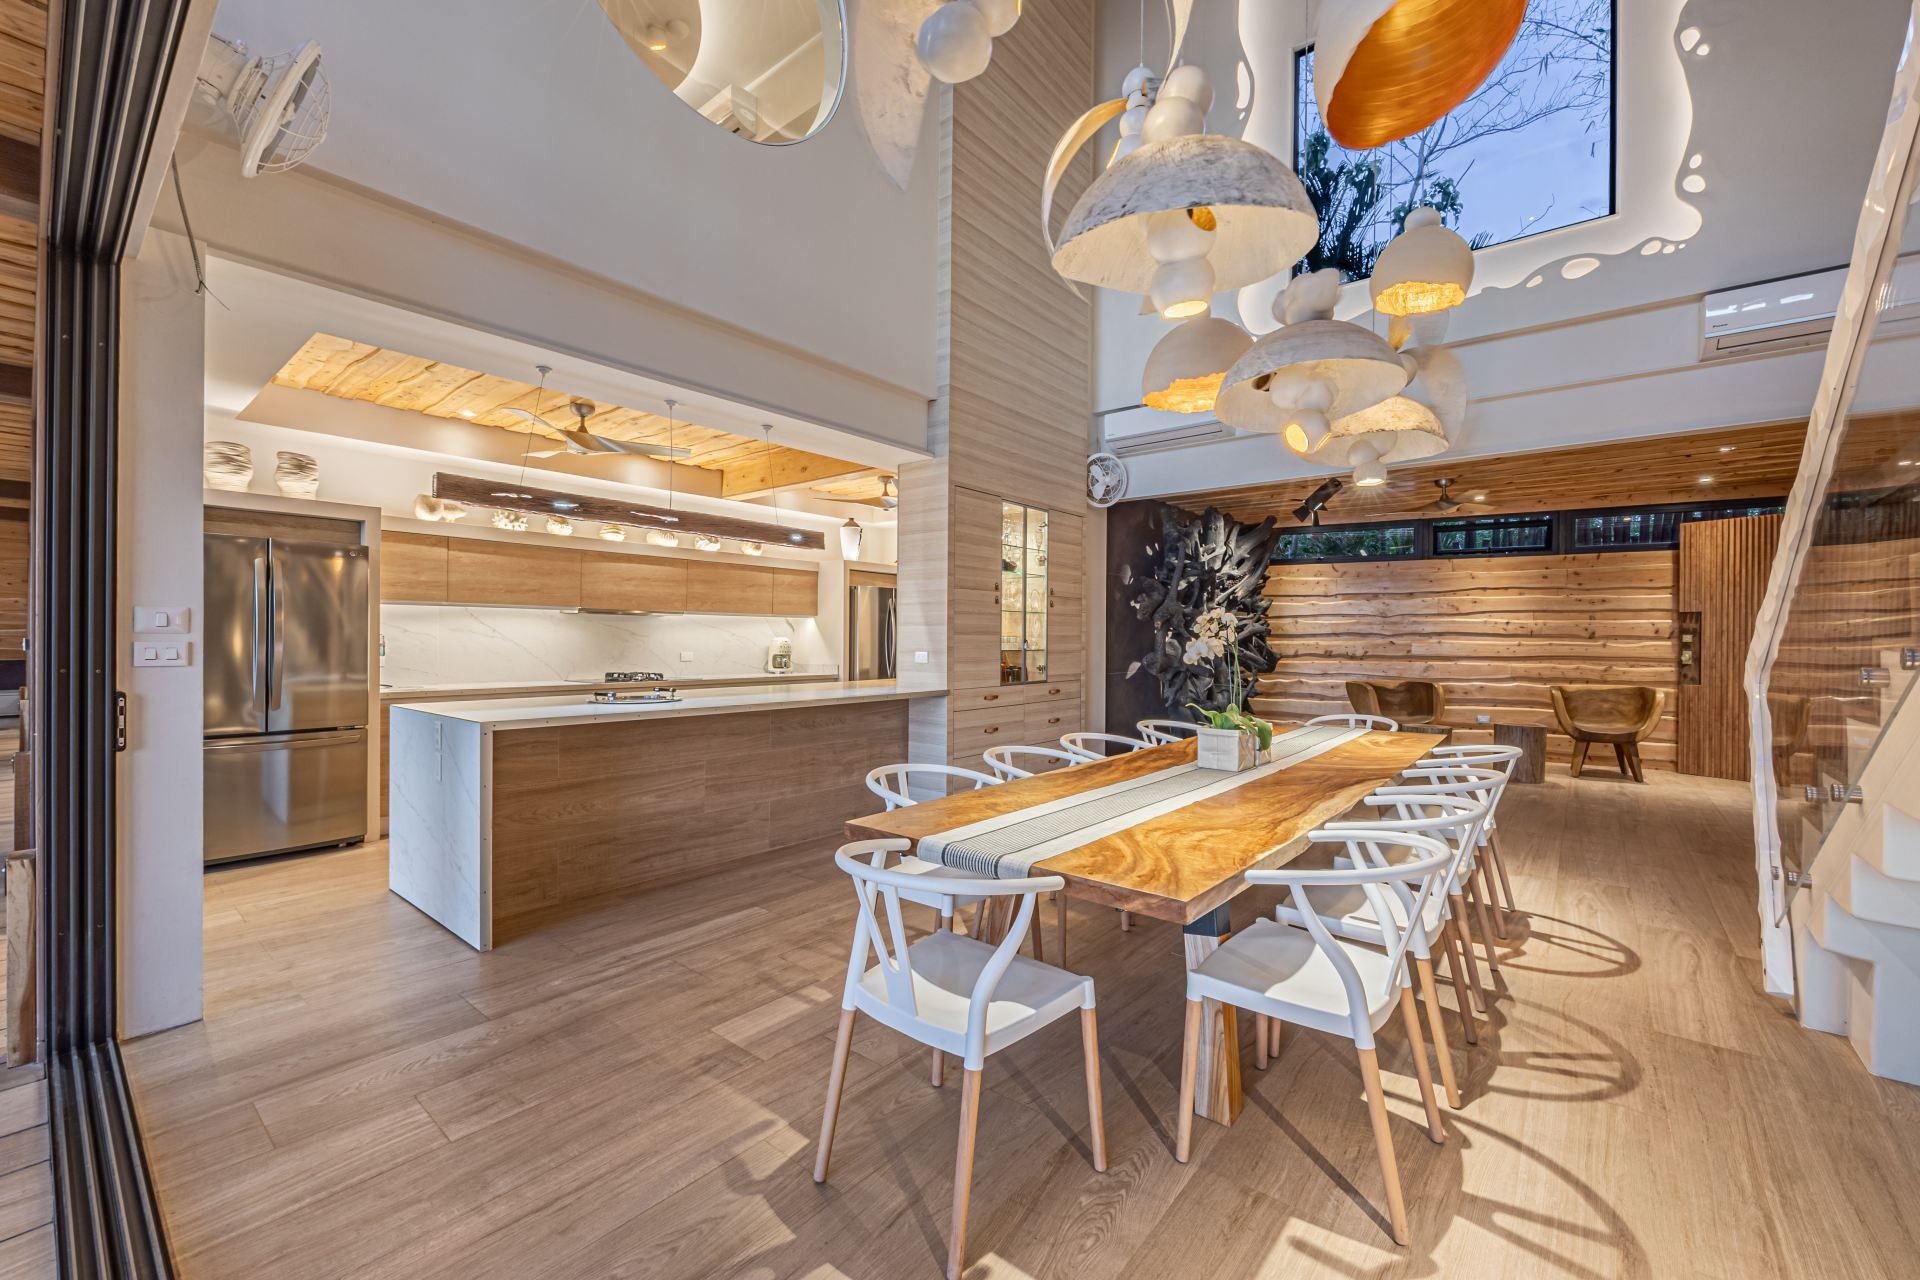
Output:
left=1677, top=513, right=1784, bottom=780
left=1255, top=551, right=1683, bottom=768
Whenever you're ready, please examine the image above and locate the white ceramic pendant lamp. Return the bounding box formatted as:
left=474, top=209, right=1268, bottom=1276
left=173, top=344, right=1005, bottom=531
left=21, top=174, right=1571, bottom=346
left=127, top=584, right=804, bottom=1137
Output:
left=1314, top=0, right=1527, bottom=149
left=1140, top=314, right=1253, bottom=414
left=1370, top=206, right=1475, bottom=317
left=915, top=0, right=1021, bottom=85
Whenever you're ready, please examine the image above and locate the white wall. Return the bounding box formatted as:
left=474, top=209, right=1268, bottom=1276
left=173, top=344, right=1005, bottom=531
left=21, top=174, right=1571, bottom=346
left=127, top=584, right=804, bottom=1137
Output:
left=1096, top=0, right=1915, bottom=497
left=380, top=606, right=835, bottom=688
left=191, top=0, right=940, bottom=419
left=117, top=233, right=205, bottom=1037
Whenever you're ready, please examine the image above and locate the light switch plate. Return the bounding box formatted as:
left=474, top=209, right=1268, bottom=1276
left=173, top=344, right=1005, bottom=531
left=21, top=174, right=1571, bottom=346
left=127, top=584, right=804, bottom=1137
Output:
left=680, top=651, right=695, bottom=662
left=914, top=651, right=930, bottom=664
left=1476, top=713, right=1491, bottom=725
left=134, top=605, right=190, bottom=633
left=132, top=641, right=191, bottom=667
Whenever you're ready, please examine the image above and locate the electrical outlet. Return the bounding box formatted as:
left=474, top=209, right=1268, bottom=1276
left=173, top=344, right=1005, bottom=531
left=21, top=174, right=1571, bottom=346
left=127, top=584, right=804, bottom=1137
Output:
left=679, top=651, right=695, bottom=663
left=914, top=651, right=930, bottom=664
left=132, top=641, right=191, bottom=667
left=134, top=605, right=190, bottom=633
left=1476, top=713, right=1491, bottom=725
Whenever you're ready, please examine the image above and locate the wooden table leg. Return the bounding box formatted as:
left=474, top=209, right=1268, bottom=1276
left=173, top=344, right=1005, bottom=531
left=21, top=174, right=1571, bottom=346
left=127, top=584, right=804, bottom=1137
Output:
left=1182, top=903, right=1243, bottom=1126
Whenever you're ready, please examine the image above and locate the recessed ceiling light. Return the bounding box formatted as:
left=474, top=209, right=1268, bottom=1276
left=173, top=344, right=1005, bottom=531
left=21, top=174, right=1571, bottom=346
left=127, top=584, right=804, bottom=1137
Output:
left=1698, top=476, right=1714, bottom=484
left=1472, top=493, right=1487, bottom=501
left=1718, top=445, right=1736, bottom=453
left=459, top=409, right=476, bottom=418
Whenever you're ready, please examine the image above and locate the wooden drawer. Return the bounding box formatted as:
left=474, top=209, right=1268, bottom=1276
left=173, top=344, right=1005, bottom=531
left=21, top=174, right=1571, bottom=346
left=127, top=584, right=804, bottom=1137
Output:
left=950, top=684, right=1033, bottom=712
left=1023, top=701, right=1074, bottom=742
left=951, top=705, right=1029, bottom=761
left=1025, top=678, right=1081, bottom=707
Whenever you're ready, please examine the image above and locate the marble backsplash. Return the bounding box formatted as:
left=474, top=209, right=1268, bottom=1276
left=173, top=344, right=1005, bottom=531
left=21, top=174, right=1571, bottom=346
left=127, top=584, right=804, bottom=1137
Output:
left=380, top=604, right=837, bottom=687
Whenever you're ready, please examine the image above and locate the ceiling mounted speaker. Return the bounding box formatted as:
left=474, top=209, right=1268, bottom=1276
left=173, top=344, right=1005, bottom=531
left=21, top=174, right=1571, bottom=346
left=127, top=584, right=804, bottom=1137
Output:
left=1315, top=0, right=1527, bottom=150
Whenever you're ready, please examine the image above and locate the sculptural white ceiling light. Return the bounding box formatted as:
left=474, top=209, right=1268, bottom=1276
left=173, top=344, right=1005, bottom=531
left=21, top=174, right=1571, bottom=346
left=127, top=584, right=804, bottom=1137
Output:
left=1370, top=206, right=1475, bottom=317
left=1215, top=270, right=1407, bottom=456
left=1140, top=314, right=1253, bottom=413
left=1314, top=0, right=1527, bottom=149
left=1322, top=343, right=1465, bottom=469
left=915, top=0, right=1020, bottom=84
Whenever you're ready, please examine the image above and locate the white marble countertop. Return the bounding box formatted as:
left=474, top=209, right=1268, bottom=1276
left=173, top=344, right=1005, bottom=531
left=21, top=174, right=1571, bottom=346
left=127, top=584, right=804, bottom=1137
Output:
left=379, top=671, right=839, bottom=699
left=389, top=681, right=946, bottom=729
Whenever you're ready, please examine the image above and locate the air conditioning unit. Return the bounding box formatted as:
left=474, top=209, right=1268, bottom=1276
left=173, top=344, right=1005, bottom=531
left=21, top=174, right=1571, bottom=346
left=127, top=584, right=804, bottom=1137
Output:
left=1101, top=406, right=1238, bottom=457
left=1700, top=258, right=1920, bottom=361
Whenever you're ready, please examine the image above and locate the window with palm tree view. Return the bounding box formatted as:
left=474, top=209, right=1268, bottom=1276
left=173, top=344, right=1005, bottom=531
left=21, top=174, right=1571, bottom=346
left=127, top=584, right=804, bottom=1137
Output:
left=1294, top=0, right=1615, bottom=281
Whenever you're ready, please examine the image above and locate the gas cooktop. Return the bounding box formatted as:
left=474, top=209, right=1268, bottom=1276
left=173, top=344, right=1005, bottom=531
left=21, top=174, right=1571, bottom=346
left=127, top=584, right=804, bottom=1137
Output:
left=603, top=671, right=666, bottom=683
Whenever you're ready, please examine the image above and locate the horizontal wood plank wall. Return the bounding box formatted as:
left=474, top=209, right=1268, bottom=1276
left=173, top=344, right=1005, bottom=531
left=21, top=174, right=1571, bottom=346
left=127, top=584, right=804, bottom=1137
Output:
left=1253, top=551, right=1680, bottom=768
left=1678, top=513, right=1782, bottom=780
left=487, top=700, right=907, bottom=940
left=0, top=517, right=23, bottom=652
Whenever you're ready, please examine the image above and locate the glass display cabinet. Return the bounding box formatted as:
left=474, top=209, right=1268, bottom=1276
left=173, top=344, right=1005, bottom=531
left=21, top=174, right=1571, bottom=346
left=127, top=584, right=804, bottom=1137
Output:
left=999, top=501, right=1049, bottom=683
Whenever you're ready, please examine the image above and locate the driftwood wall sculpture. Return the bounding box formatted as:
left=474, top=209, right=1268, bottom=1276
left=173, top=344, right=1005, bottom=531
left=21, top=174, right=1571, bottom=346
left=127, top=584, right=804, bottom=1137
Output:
left=1125, top=505, right=1281, bottom=716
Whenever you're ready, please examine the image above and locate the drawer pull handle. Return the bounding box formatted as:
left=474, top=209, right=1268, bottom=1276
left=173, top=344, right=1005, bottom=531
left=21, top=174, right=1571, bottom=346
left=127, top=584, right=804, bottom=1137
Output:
left=1047, top=717, right=1061, bottom=725
left=984, top=693, right=998, bottom=701
left=984, top=726, right=999, bottom=735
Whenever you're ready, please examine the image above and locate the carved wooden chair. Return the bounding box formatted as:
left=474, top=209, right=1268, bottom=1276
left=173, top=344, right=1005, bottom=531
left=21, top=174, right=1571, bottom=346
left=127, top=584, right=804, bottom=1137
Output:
left=1347, top=680, right=1448, bottom=728
left=1550, top=685, right=1664, bottom=782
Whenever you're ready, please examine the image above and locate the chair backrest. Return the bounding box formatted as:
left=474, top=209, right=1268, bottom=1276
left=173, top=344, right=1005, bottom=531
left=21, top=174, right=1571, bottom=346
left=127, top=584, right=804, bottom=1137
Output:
left=1346, top=679, right=1446, bottom=724
left=1136, top=718, right=1201, bottom=744
left=1418, top=744, right=1520, bottom=834
left=1323, top=789, right=1490, bottom=898
left=1306, top=712, right=1401, bottom=732
left=834, top=840, right=1064, bottom=1067
left=865, top=763, right=1000, bottom=811
left=1059, top=731, right=1150, bottom=760
left=983, top=744, right=1083, bottom=779
left=1245, top=830, right=1451, bottom=1048
left=1550, top=684, right=1664, bottom=740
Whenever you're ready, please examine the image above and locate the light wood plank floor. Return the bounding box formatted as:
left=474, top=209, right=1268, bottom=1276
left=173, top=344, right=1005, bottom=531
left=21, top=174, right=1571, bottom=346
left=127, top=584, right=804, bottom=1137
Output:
left=125, top=770, right=1920, bottom=1279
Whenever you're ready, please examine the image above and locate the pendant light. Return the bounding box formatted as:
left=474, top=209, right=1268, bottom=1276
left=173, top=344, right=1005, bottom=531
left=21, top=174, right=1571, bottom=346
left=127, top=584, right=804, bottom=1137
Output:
left=1325, top=344, right=1464, bottom=466
left=1140, top=314, right=1252, bottom=414
left=916, top=1, right=994, bottom=83
left=545, top=515, right=574, bottom=536
left=1370, top=207, right=1475, bottom=317
left=1314, top=0, right=1527, bottom=149
left=839, top=518, right=864, bottom=561
left=599, top=523, right=627, bottom=541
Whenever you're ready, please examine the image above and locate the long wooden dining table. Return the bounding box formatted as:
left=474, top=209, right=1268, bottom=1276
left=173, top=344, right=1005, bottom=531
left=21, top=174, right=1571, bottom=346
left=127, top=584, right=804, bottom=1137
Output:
left=845, top=726, right=1446, bottom=1126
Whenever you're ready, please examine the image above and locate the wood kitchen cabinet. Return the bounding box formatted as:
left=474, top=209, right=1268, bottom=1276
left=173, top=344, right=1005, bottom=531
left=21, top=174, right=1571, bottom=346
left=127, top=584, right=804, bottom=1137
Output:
left=770, top=566, right=817, bottom=616
left=581, top=554, right=688, bottom=613
left=446, top=540, right=583, bottom=609
left=685, top=561, right=773, bottom=615
left=379, top=532, right=450, bottom=603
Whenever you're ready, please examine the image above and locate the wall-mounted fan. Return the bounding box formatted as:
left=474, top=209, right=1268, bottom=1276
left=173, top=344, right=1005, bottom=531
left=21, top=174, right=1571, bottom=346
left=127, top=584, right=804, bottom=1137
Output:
left=1424, top=478, right=1489, bottom=513
left=196, top=34, right=331, bottom=176
left=505, top=399, right=693, bottom=460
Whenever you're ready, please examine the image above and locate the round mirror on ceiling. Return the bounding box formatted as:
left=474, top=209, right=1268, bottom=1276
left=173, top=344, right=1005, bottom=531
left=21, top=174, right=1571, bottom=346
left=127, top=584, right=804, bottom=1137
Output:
left=599, top=0, right=848, bottom=145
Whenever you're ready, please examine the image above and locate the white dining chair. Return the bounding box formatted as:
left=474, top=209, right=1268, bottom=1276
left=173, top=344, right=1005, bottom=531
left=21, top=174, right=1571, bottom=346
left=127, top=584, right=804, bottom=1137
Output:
left=1306, top=712, right=1401, bottom=732
left=863, top=763, right=1010, bottom=946
left=816, top=840, right=1107, bottom=1280
left=1136, top=718, right=1201, bottom=744
left=1419, top=743, right=1522, bottom=925
left=1175, top=830, right=1453, bottom=1245
left=1369, top=769, right=1507, bottom=1013
left=1059, top=731, right=1150, bottom=760
left=1278, top=792, right=1490, bottom=1103
left=982, top=744, right=1083, bottom=780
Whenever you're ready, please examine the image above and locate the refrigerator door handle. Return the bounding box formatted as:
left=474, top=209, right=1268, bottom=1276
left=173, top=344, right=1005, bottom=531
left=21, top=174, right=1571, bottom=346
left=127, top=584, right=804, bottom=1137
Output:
left=252, top=549, right=269, bottom=712
left=269, top=549, right=286, bottom=712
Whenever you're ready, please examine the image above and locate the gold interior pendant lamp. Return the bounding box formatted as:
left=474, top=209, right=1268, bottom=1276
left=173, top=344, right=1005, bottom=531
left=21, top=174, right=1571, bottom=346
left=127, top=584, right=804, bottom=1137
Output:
left=1315, top=0, right=1527, bottom=150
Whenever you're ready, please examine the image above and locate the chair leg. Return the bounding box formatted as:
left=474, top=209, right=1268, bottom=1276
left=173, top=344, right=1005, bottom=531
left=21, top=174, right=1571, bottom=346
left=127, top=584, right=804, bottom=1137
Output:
left=814, top=1008, right=856, bottom=1183
left=1057, top=891, right=1070, bottom=969
left=1570, top=740, right=1590, bottom=777
left=1254, top=1013, right=1269, bottom=1070
left=1626, top=742, right=1647, bottom=783
left=1357, top=1047, right=1411, bottom=1246
left=1080, top=1007, right=1107, bottom=1173
left=1438, top=926, right=1479, bottom=1044
left=947, top=1068, right=983, bottom=1280
left=1467, top=873, right=1502, bottom=974
left=1449, top=895, right=1490, bottom=1013
left=1175, top=997, right=1203, bottom=1163
left=1414, top=957, right=1462, bottom=1108
left=1270, top=1016, right=1284, bottom=1061
left=931, top=1047, right=944, bottom=1088
left=1487, top=828, right=1517, bottom=913
left=1398, top=988, right=1446, bottom=1144
left=1614, top=743, right=1631, bottom=776
left=1120, top=909, right=1133, bottom=932
left=1479, top=853, right=1510, bottom=939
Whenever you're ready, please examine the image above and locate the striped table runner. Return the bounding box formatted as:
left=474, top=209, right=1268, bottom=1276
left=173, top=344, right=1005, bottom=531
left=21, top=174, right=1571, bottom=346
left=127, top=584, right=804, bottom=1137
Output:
left=918, top=724, right=1368, bottom=879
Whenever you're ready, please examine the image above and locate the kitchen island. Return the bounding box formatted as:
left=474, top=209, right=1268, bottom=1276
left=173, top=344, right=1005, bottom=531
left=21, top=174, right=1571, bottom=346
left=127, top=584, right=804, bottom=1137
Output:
left=387, top=682, right=944, bottom=948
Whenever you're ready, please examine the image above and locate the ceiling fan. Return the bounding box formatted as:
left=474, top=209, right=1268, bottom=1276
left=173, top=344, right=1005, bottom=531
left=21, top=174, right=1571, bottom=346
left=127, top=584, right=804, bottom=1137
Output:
left=810, top=474, right=899, bottom=509
left=503, top=399, right=693, bottom=461
left=1424, top=478, right=1488, bottom=513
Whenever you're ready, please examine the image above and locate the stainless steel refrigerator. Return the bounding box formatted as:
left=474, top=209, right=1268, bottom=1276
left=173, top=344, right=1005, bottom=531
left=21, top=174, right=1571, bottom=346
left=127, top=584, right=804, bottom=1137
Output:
left=846, top=583, right=897, bottom=681
left=203, top=534, right=370, bottom=864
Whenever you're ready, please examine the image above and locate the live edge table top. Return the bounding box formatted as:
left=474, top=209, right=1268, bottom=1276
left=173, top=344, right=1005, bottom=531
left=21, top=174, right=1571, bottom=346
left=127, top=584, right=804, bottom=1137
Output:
left=844, top=729, right=1447, bottom=926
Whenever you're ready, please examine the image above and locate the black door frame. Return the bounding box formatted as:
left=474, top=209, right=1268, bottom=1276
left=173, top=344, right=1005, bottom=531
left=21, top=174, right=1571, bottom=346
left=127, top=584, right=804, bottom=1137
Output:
left=36, top=1, right=192, bottom=1274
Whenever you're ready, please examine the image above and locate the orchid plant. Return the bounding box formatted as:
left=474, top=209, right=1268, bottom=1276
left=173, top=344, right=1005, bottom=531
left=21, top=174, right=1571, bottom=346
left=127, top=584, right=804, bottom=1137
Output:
left=1182, top=607, right=1274, bottom=751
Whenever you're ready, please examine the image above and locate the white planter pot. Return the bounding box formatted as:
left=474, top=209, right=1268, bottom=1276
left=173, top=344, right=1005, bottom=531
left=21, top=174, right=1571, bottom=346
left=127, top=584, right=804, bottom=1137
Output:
left=1196, top=725, right=1256, bottom=772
